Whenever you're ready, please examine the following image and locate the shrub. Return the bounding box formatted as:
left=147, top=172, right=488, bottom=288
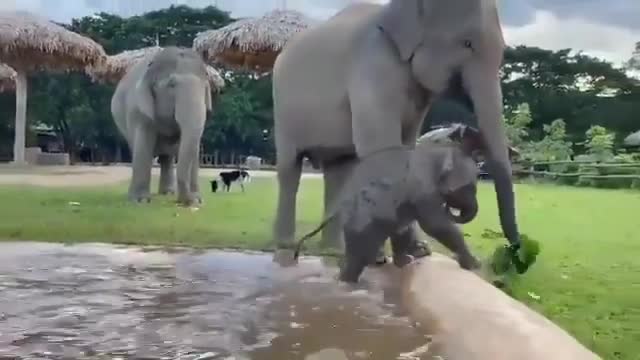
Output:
left=503, top=103, right=533, bottom=150
left=595, top=165, right=640, bottom=176
left=585, top=125, right=616, bottom=162
left=578, top=175, right=640, bottom=189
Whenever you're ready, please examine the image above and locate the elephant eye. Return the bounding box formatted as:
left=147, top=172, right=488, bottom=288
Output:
left=463, top=40, right=474, bottom=51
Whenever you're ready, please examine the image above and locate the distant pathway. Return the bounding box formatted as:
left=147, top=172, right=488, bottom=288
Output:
left=0, top=165, right=322, bottom=188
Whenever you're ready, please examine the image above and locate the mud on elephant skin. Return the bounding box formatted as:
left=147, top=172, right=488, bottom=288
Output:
left=271, top=0, right=522, bottom=264
left=111, top=46, right=221, bottom=206
left=289, top=138, right=482, bottom=283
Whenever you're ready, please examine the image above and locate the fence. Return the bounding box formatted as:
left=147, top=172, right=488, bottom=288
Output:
left=513, top=160, right=640, bottom=190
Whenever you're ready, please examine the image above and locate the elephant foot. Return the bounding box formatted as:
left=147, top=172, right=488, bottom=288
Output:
left=272, top=248, right=298, bottom=267
left=339, top=256, right=367, bottom=283
left=456, top=254, right=482, bottom=271
left=392, top=254, right=415, bottom=268
left=374, top=254, right=390, bottom=266
left=158, top=188, right=176, bottom=196
left=128, top=193, right=151, bottom=204
left=373, top=247, right=389, bottom=266
left=176, top=193, right=202, bottom=207
left=408, top=239, right=432, bottom=258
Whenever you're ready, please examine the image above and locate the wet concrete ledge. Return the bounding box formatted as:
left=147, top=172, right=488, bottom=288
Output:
left=400, top=253, right=601, bottom=360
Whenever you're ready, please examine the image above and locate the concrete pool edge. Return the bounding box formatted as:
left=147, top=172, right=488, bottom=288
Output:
left=400, top=253, right=601, bottom=360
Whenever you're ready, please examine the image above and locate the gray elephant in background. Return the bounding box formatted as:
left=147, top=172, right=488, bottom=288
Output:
left=111, top=46, right=214, bottom=206
left=272, top=0, right=521, bottom=263
left=293, top=136, right=482, bottom=283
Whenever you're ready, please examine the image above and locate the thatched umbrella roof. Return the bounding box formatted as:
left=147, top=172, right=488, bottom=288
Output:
left=0, top=10, right=107, bottom=164
left=193, top=9, right=317, bottom=71
left=0, top=63, right=15, bottom=92
left=87, top=46, right=225, bottom=91
left=624, top=130, right=640, bottom=147
left=0, top=10, right=106, bottom=72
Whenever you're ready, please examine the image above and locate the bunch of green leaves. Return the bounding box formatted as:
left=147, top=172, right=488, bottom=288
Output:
left=490, top=234, right=541, bottom=276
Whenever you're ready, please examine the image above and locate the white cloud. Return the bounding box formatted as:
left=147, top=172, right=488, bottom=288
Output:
left=503, top=10, right=639, bottom=67
left=0, top=1, right=637, bottom=68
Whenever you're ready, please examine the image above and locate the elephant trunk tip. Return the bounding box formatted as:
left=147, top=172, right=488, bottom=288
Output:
left=446, top=202, right=477, bottom=224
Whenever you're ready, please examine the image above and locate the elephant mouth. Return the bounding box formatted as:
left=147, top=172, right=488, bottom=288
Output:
left=445, top=204, right=477, bottom=224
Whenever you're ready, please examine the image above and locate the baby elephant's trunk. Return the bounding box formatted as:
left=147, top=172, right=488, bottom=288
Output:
left=446, top=184, right=479, bottom=225
left=448, top=199, right=478, bottom=224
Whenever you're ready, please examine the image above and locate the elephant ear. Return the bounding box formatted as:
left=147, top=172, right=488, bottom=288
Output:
left=449, top=124, right=485, bottom=158
left=438, top=145, right=479, bottom=194
left=134, top=78, right=155, bottom=120
left=378, top=0, right=425, bottom=62
left=344, top=178, right=398, bottom=234
left=437, top=146, right=457, bottom=194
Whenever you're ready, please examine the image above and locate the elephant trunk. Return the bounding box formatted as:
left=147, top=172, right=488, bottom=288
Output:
left=463, top=64, right=521, bottom=248
left=447, top=198, right=478, bottom=224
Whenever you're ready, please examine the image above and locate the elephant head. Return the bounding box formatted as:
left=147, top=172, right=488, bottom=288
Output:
left=377, top=0, right=519, bottom=248
left=410, top=130, right=481, bottom=225
left=135, top=47, right=213, bottom=124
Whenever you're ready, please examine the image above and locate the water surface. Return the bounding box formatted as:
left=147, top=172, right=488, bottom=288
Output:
left=0, top=242, right=439, bottom=359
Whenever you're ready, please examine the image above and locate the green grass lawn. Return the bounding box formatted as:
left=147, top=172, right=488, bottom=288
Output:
left=0, top=177, right=639, bottom=359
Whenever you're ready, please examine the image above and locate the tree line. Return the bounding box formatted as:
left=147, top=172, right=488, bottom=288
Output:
left=0, top=5, right=638, bottom=165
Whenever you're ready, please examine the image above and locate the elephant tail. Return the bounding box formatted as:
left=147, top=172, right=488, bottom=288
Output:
left=293, top=213, right=338, bottom=260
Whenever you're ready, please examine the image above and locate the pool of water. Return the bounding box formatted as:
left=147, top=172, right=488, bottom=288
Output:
left=0, top=242, right=440, bottom=359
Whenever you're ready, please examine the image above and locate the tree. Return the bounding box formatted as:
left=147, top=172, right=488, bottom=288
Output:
left=503, top=102, right=532, bottom=149
left=203, top=71, right=274, bottom=163
left=525, top=119, right=573, bottom=162
left=501, top=45, right=640, bottom=141
left=626, top=42, right=640, bottom=70
left=584, top=125, right=615, bottom=161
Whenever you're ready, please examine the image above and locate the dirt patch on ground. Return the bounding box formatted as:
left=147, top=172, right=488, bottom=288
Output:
left=0, top=165, right=131, bottom=187
left=0, top=165, right=321, bottom=188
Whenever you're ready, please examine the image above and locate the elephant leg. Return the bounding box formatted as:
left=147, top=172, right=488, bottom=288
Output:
left=340, top=228, right=385, bottom=283
left=339, top=253, right=369, bottom=283
left=190, top=151, right=202, bottom=205
left=176, top=135, right=201, bottom=207
left=402, top=223, right=432, bottom=258
left=381, top=110, right=429, bottom=264
left=129, top=125, right=156, bottom=203
left=320, top=160, right=354, bottom=250
left=389, top=224, right=431, bottom=268
left=158, top=154, right=176, bottom=195
left=418, top=214, right=480, bottom=270
left=273, top=155, right=303, bottom=248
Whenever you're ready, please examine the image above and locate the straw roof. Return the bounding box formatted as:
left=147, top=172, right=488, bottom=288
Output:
left=624, top=130, right=640, bottom=147
left=193, top=9, right=317, bottom=71
left=87, top=46, right=164, bottom=84
left=0, top=10, right=106, bottom=72
left=87, top=46, right=225, bottom=91
left=0, top=63, right=16, bottom=92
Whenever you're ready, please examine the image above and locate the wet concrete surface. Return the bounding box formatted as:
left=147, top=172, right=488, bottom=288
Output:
left=0, top=242, right=438, bottom=359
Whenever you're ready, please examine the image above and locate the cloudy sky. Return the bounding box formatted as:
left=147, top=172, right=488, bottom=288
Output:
left=1, top=0, right=638, bottom=67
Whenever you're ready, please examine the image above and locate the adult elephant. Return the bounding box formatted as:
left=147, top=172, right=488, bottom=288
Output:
left=111, top=46, right=212, bottom=206
left=272, top=0, right=521, bottom=256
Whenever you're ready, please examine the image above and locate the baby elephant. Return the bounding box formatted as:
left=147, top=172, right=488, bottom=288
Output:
left=294, top=139, right=481, bottom=283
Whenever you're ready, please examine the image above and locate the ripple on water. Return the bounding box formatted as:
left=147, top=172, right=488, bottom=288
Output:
left=0, top=243, right=441, bottom=359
